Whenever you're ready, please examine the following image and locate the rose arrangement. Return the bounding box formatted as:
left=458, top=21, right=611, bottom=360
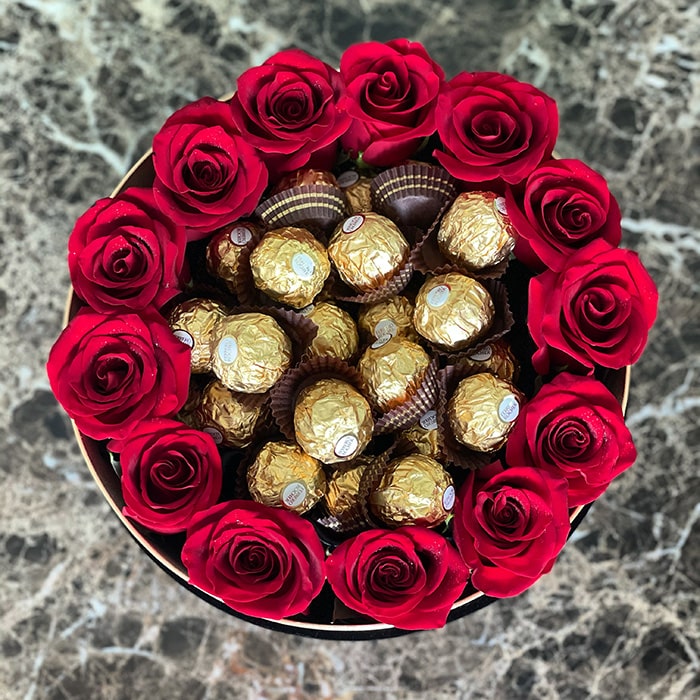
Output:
left=47, top=39, right=657, bottom=632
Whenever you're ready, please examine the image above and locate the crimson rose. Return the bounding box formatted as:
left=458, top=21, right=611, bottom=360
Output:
left=325, top=527, right=468, bottom=630
left=339, top=39, right=444, bottom=166
left=152, top=97, right=268, bottom=239
left=453, top=462, right=570, bottom=597
left=47, top=310, right=190, bottom=440
left=435, top=72, right=558, bottom=186
left=506, top=373, right=635, bottom=506
left=182, top=500, right=325, bottom=619
left=68, top=187, right=187, bottom=313
left=529, top=240, right=658, bottom=374
left=506, top=159, right=622, bottom=271
left=230, top=49, right=349, bottom=180
left=108, top=419, right=222, bottom=533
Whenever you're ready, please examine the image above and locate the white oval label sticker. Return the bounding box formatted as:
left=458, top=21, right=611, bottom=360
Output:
left=419, top=409, right=438, bottom=431
left=282, top=481, right=307, bottom=509
left=374, top=319, right=398, bottom=340
left=468, top=346, right=493, bottom=362
left=342, top=215, right=365, bottom=233
left=442, top=484, right=456, bottom=511
left=292, top=252, right=316, bottom=280
left=495, top=197, right=508, bottom=216
left=298, top=304, right=314, bottom=316
left=426, top=284, right=450, bottom=308
left=371, top=334, right=392, bottom=349
left=173, top=329, right=194, bottom=348
left=498, top=395, right=520, bottom=423
left=217, top=336, right=238, bottom=364
left=334, top=434, right=359, bottom=458
left=337, top=170, right=360, bottom=188
left=229, top=225, right=253, bottom=246
left=202, top=427, right=223, bottom=445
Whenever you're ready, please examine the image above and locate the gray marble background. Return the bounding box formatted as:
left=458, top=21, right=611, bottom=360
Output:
left=1, top=0, right=698, bottom=698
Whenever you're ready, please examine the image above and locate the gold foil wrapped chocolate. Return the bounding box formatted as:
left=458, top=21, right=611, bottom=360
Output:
left=306, top=302, right=359, bottom=361
left=196, top=379, right=264, bottom=448
left=169, top=298, right=227, bottom=373
left=293, top=378, right=373, bottom=464
left=247, top=441, right=326, bottom=513
left=328, top=213, right=410, bottom=293
left=249, top=227, right=331, bottom=309
left=357, top=335, right=431, bottom=412
left=437, top=191, right=516, bottom=270
left=448, top=372, right=522, bottom=451
left=413, top=272, right=494, bottom=350
left=357, top=295, right=417, bottom=343
left=400, top=409, right=440, bottom=458
left=368, top=454, right=454, bottom=528
left=456, top=340, right=518, bottom=382
left=176, top=379, right=204, bottom=429
left=273, top=169, right=338, bottom=193
left=337, top=170, right=373, bottom=213
left=324, top=456, right=372, bottom=521
left=206, top=221, right=260, bottom=291
left=210, top=312, right=292, bottom=393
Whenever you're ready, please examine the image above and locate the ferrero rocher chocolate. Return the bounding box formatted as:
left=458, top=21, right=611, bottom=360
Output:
left=437, top=191, right=516, bottom=270
left=324, top=456, right=373, bottom=521
left=357, top=295, right=418, bottom=342
left=456, top=340, right=519, bottom=382
left=206, top=221, right=260, bottom=291
left=413, top=273, right=494, bottom=350
left=169, top=298, right=227, bottom=373
left=249, top=227, right=331, bottom=308
left=448, top=372, right=522, bottom=451
left=196, top=379, right=263, bottom=448
left=328, top=212, right=409, bottom=292
left=400, top=409, right=439, bottom=458
left=247, top=441, right=326, bottom=513
left=294, top=378, right=373, bottom=464
left=273, top=169, right=338, bottom=193
left=357, top=335, right=431, bottom=412
left=337, top=170, right=373, bottom=213
left=176, top=379, right=204, bottom=429
left=306, top=302, right=359, bottom=361
left=210, top=313, right=292, bottom=393
left=368, top=454, right=454, bottom=528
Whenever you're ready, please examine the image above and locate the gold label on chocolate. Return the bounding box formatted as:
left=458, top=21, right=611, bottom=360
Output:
left=342, top=215, right=365, bottom=233
left=442, top=484, right=456, bottom=510
left=337, top=171, right=360, bottom=187
left=426, top=284, right=450, bottom=308
left=173, top=329, right=195, bottom=348
left=292, top=252, right=316, bottom=280
left=374, top=319, right=397, bottom=340
left=334, top=433, right=359, bottom=458
left=419, top=409, right=438, bottom=431
left=498, top=395, right=520, bottom=422
left=230, top=225, right=253, bottom=245
left=282, top=481, right=308, bottom=509
left=217, top=337, right=238, bottom=364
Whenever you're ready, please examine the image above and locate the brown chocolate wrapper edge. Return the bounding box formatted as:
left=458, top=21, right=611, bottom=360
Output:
left=373, top=358, right=439, bottom=435
left=436, top=365, right=495, bottom=470
left=356, top=449, right=396, bottom=530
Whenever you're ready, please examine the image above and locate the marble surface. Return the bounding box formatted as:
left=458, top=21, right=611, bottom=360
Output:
left=1, top=0, right=698, bottom=698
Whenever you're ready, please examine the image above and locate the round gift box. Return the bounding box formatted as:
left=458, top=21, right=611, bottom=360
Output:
left=64, top=148, right=631, bottom=640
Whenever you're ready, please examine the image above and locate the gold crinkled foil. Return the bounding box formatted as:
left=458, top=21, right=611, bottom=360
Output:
left=247, top=441, right=326, bottom=513
left=342, top=176, right=373, bottom=214
left=437, top=191, right=516, bottom=270
left=357, top=295, right=418, bottom=343
left=324, top=456, right=372, bottom=520
left=210, top=312, right=292, bottom=393
left=448, top=372, right=523, bottom=451
left=249, top=227, right=331, bottom=309
left=369, top=454, right=454, bottom=528
left=306, top=302, right=359, bottom=361
left=196, top=379, right=263, bottom=448
left=206, top=221, right=260, bottom=291
left=401, top=410, right=440, bottom=458
left=328, top=212, right=409, bottom=293
left=294, top=378, right=374, bottom=464
left=273, top=169, right=338, bottom=193
left=414, top=272, right=494, bottom=350
left=357, top=335, right=431, bottom=412
left=169, top=298, right=227, bottom=373
left=176, top=379, right=203, bottom=429
left=455, top=340, right=519, bottom=382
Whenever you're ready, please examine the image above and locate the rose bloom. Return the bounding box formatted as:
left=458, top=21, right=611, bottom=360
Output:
left=152, top=97, right=268, bottom=239
left=68, top=187, right=187, bottom=313
left=506, top=373, right=635, bottom=506
left=529, top=240, right=658, bottom=374
left=435, top=72, right=558, bottom=186
left=339, top=39, right=445, bottom=166
left=108, top=419, right=222, bottom=533
left=182, top=500, right=326, bottom=619
left=453, top=462, right=570, bottom=597
left=326, top=527, right=468, bottom=630
left=230, top=49, right=350, bottom=180
left=506, top=159, right=622, bottom=271
left=47, top=310, right=190, bottom=440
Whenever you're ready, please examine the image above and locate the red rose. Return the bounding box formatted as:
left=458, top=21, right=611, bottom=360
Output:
left=181, top=500, right=325, bottom=619
left=339, top=39, right=445, bottom=166
left=506, top=159, right=622, bottom=271
left=453, top=462, right=570, bottom=597
left=108, top=419, right=222, bottom=533
left=68, top=187, right=188, bottom=313
left=325, top=527, right=468, bottom=630
left=434, top=72, right=558, bottom=186
left=529, top=240, right=658, bottom=374
left=152, top=97, right=268, bottom=239
left=230, top=49, right=350, bottom=180
left=505, top=373, right=635, bottom=506
left=47, top=310, right=190, bottom=440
